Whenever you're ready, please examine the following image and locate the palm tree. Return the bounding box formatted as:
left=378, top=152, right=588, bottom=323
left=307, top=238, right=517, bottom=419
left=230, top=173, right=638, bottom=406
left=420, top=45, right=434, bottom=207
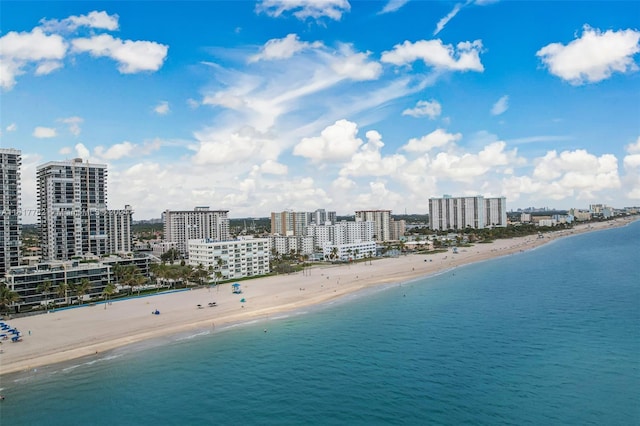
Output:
left=0, top=284, right=20, bottom=315
left=37, top=279, right=53, bottom=308
left=57, top=282, right=69, bottom=306
left=102, top=283, right=116, bottom=309
left=330, top=246, right=339, bottom=261
left=75, top=278, right=92, bottom=305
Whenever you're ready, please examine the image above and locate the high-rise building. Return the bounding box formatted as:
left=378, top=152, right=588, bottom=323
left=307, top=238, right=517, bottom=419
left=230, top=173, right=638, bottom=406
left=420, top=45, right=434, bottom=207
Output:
left=270, top=211, right=308, bottom=236
left=107, top=205, right=133, bottom=254
left=37, top=158, right=109, bottom=260
left=429, top=195, right=507, bottom=231
left=0, top=148, right=21, bottom=276
left=163, top=207, right=230, bottom=258
left=355, top=209, right=391, bottom=242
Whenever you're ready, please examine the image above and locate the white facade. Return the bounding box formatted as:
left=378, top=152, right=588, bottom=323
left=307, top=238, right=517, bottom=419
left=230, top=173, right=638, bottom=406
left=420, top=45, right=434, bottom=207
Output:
left=0, top=148, right=21, bottom=276
left=270, top=235, right=314, bottom=256
left=355, top=210, right=391, bottom=242
left=305, top=220, right=374, bottom=250
left=390, top=218, right=406, bottom=241
left=107, top=205, right=133, bottom=254
left=429, top=195, right=507, bottom=231
left=163, top=207, right=230, bottom=258
left=37, top=158, right=109, bottom=260
left=188, top=237, right=271, bottom=280
left=322, top=241, right=376, bottom=261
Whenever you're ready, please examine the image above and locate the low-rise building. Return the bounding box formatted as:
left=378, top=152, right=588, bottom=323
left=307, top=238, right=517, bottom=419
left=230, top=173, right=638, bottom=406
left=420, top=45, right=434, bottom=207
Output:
left=322, top=241, right=376, bottom=261
left=188, top=237, right=271, bottom=280
left=4, top=261, right=111, bottom=312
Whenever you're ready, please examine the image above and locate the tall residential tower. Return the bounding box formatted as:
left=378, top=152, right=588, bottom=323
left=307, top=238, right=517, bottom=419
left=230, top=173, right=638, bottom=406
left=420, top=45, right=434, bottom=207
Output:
left=0, top=148, right=21, bottom=276
left=37, top=158, right=109, bottom=260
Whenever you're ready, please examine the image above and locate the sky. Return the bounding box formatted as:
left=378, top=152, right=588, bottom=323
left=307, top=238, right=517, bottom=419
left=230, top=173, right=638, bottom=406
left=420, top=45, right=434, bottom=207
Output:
left=1, top=0, right=639, bottom=222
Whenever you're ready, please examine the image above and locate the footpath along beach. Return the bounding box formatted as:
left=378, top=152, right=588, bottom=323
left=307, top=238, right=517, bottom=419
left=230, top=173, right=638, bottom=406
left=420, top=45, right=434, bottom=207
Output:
left=0, top=217, right=636, bottom=376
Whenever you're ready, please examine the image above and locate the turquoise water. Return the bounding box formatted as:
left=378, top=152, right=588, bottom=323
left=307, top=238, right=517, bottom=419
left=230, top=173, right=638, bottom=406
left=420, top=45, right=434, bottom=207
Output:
left=1, top=221, right=639, bottom=425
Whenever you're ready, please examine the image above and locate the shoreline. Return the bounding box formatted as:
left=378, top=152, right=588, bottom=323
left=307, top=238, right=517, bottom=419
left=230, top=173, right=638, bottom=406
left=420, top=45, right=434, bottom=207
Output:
left=1, top=217, right=637, bottom=377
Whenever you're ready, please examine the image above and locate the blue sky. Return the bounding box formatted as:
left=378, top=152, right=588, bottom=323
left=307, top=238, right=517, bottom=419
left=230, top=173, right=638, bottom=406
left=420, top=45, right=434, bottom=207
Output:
left=1, top=1, right=639, bottom=222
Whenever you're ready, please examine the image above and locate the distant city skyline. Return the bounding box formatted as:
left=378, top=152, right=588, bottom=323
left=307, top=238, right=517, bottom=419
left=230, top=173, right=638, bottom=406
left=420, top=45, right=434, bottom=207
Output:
left=1, top=1, right=639, bottom=223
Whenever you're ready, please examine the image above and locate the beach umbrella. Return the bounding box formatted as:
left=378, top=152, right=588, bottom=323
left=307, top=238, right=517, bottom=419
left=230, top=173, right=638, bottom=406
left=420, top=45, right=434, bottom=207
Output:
left=240, top=298, right=245, bottom=303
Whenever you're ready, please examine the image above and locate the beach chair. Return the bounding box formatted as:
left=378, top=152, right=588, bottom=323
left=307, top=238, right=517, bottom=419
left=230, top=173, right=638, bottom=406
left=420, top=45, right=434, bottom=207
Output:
left=11, top=335, right=21, bottom=343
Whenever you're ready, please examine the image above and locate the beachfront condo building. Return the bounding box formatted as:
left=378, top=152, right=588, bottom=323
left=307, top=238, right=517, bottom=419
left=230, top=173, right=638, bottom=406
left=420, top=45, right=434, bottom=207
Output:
left=355, top=209, right=392, bottom=242
left=163, top=207, right=230, bottom=258
left=270, top=235, right=315, bottom=256
left=305, top=220, right=375, bottom=251
left=428, top=195, right=507, bottom=231
left=270, top=209, right=337, bottom=236
left=37, top=158, right=109, bottom=260
left=188, top=237, right=270, bottom=280
left=0, top=148, right=21, bottom=277
left=107, top=205, right=133, bottom=254
left=390, top=218, right=406, bottom=241
left=4, top=260, right=111, bottom=312
left=322, top=240, right=377, bottom=261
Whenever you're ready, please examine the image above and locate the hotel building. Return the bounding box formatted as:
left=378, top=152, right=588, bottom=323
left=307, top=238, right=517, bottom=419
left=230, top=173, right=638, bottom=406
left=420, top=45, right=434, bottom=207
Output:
left=0, top=148, right=21, bottom=277
left=37, top=158, right=109, bottom=260
left=163, top=207, right=230, bottom=258
left=429, top=195, right=507, bottom=231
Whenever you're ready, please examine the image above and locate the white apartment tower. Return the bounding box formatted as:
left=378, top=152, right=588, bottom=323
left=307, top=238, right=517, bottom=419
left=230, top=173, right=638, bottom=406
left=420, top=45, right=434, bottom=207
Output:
left=0, top=149, right=21, bottom=276
left=163, top=207, right=230, bottom=258
left=429, top=195, right=507, bottom=231
left=355, top=209, right=391, bottom=242
left=107, top=204, right=133, bottom=254
left=37, top=158, right=109, bottom=260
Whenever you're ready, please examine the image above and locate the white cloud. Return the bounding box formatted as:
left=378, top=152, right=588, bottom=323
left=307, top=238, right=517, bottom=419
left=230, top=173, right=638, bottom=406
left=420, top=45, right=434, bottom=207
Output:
left=75, top=143, right=91, bottom=159
left=429, top=141, right=519, bottom=182
left=491, top=95, right=509, bottom=115
left=328, top=44, right=382, bottom=81
left=402, top=128, right=461, bottom=152
left=402, top=99, right=442, bottom=118
left=434, top=2, right=465, bottom=36
left=339, top=130, right=407, bottom=177
left=259, top=160, right=288, bottom=175
left=0, top=28, right=67, bottom=89
left=380, top=0, right=410, bottom=14
left=255, top=0, right=351, bottom=21
left=532, top=149, right=621, bottom=198
left=94, top=141, right=136, bottom=160
left=59, top=116, right=83, bottom=136
left=6, top=123, right=17, bottom=132
left=59, top=147, right=72, bottom=155
left=154, top=101, right=170, bottom=115
left=381, top=39, right=484, bottom=72
left=71, top=34, right=168, bottom=73
left=33, top=126, right=57, bottom=138
left=537, top=25, right=640, bottom=85
left=623, top=154, right=640, bottom=169
left=293, top=119, right=363, bottom=163
left=626, top=136, right=640, bottom=154
left=249, top=34, right=323, bottom=63
left=39, top=10, right=119, bottom=32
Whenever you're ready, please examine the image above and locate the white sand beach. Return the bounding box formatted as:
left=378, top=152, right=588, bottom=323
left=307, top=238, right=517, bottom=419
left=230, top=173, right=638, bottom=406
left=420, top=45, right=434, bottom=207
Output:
left=0, top=217, right=635, bottom=376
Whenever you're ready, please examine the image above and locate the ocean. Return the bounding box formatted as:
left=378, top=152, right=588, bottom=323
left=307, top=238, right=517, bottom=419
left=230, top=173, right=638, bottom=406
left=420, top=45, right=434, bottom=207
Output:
left=1, top=221, right=639, bottom=425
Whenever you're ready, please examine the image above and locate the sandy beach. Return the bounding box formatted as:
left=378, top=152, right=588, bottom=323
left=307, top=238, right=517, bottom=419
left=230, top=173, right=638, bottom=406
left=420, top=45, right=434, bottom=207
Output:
left=1, top=217, right=636, bottom=376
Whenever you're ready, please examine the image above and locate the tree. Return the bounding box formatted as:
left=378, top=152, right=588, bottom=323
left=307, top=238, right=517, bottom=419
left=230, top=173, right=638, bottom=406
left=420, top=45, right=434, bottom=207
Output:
left=161, top=248, right=181, bottom=264
left=57, top=282, right=69, bottom=306
left=0, top=284, right=20, bottom=314
left=37, top=279, right=53, bottom=308
left=75, top=279, right=92, bottom=305
left=102, top=283, right=116, bottom=309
